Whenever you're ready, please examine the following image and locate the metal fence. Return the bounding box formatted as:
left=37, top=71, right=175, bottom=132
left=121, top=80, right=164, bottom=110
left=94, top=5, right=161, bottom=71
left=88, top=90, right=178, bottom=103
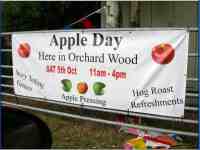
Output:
left=0, top=27, right=198, bottom=139
left=0, top=3, right=198, bottom=150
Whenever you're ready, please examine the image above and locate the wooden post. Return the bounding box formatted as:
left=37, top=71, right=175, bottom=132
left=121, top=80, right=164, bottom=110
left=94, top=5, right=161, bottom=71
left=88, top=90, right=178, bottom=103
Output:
left=103, top=1, right=119, bottom=28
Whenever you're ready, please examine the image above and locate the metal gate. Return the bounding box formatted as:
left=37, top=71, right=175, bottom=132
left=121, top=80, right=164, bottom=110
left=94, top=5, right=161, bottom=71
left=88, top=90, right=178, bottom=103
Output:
left=0, top=1, right=199, bottom=146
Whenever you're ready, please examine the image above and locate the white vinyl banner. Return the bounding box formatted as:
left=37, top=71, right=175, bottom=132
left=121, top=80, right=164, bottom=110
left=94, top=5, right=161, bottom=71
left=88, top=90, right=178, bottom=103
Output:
left=12, top=29, right=189, bottom=117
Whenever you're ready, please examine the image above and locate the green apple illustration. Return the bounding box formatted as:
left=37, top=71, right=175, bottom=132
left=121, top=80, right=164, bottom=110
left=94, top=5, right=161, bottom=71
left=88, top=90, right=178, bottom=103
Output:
left=93, top=82, right=106, bottom=95
left=61, top=79, right=72, bottom=92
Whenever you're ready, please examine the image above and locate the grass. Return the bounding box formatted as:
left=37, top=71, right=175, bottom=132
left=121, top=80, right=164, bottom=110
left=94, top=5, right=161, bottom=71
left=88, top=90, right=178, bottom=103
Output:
left=31, top=111, right=196, bottom=149
left=3, top=95, right=135, bottom=148
left=3, top=95, right=197, bottom=149
left=35, top=112, right=133, bottom=149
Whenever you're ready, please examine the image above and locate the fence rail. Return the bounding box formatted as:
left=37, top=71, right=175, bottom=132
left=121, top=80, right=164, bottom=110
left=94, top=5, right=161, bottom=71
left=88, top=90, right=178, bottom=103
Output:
left=0, top=27, right=198, bottom=35
left=0, top=73, right=198, bottom=82
left=2, top=101, right=198, bottom=137
left=1, top=92, right=198, bottom=123
left=1, top=83, right=198, bottom=97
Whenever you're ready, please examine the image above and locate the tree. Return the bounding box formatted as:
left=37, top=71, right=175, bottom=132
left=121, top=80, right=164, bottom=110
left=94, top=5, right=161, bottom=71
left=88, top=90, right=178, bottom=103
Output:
left=2, top=1, right=100, bottom=32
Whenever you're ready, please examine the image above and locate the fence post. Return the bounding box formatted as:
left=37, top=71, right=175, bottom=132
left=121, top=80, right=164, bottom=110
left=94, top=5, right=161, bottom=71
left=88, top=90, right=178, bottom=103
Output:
left=105, top=1, right=119, bottom=28
left=198, top=1, right=200, bottom=149
left=0, top=1, right=3, bottom=148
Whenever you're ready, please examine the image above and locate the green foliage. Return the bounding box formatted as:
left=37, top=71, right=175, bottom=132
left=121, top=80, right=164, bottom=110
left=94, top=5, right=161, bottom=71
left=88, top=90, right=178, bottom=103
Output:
left=2, top=1, right=46, bottom=32
left=2, top=2, right=100, bottom=32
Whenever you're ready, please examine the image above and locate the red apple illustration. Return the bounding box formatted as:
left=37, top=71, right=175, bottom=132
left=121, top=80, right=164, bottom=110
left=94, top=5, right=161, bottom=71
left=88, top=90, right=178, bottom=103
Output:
left=17, top=42, right=31, bottom=58
left=152, top=43, right=175, bottom=64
